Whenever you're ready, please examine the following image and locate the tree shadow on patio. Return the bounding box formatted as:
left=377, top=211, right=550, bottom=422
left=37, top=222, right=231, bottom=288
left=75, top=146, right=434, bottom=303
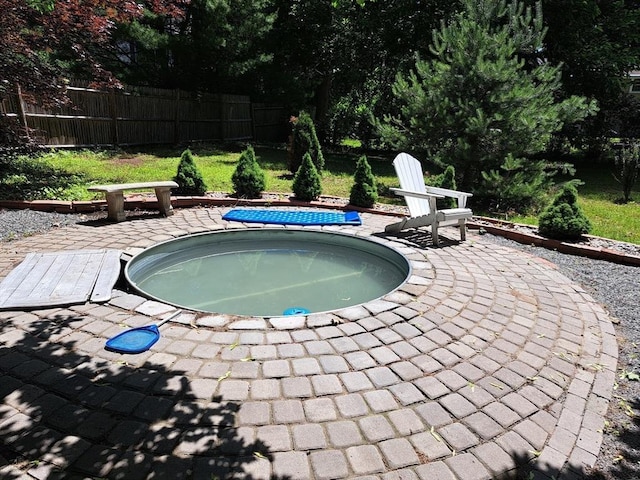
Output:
left=0, top=309, right=292, bottom=479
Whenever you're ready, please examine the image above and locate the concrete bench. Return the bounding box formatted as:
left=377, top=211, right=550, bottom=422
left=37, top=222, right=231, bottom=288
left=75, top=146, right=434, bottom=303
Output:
left=88, top=181, right=178, bottom=222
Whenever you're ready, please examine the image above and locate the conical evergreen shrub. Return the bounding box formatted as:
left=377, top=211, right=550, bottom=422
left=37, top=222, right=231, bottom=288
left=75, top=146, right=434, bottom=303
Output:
left=538, top=184, right=591, bottom=240
left=232, top=145, right=265, bottom=199
left=173, top=149, right=207, bottom=195
left=292, top=153, right=322, bottom=201
left=434, top=165, right=457, bottom=209
left=288, top=112, right=325, bottom=174
left=349, top=155, right=378, bottom=208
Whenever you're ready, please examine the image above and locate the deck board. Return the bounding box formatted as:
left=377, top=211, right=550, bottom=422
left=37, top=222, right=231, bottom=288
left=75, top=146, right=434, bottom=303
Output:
left=0, top=249, right=121, bottom=309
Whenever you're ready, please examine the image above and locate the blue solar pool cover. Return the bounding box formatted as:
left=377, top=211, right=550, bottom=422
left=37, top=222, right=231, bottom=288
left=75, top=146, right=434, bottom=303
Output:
left=222, top=209, right=362, bottom=226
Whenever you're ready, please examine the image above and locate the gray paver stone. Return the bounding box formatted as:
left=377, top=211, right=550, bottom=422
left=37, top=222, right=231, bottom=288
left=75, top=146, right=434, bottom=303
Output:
left=445, top=453, right=491, bottom=480
left=359, top=415, right=395, bottom=442
left=293, top=423, right=328, bottom=450
left=346, top=445, right=386, bottom=475
left=312, top=374, right=344, bottom=396
left=415, top=461, right=456, bottom=480
left=363, top=389, right=399, bottom=413
left=310, top=450, right=350, bottom=480
left=282, top=377, right=313, bottom=398
left=473, top=442, right=518, bottom=477
left=464, top=412, right=504, bottom=440
left=438, top=422, right=479, bottom=451
left=273, top=399, right=306, bottom=423
left=272, top=451, right=311, bottom=480
left=335, top=393, right=369, bottom=418
left=378, top=438, right=420, bottom=469
left=256, top=425, right=292, bottom=452
left=388, top=408, right=425, bottom=435
left=304, top=398, right=338, bottom=422
left=326, top=420, right=365, bottom=447
left=410, top=431, right=452, bottom=460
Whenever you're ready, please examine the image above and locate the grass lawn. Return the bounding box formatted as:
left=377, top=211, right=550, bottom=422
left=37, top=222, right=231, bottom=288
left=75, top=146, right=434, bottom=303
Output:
left=509, top=165, right=640, bottom=244
left=39, top=145, right=400, bottom=199
left=9, top=145, right=640, bottom=245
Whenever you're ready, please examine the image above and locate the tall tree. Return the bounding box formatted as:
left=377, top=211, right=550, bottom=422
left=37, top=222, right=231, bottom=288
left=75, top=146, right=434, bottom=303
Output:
left=376, top=0, right=597, bottom=211
left=0, top=0, right=183, bottom=107
left=264, top=0, right=458, bottom=143
left=541, top=0, right=640, bottom=150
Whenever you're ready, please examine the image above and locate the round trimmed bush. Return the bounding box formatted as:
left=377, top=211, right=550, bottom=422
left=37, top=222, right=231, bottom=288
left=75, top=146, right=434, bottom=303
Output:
left=538, top=184, right=591, bottom=240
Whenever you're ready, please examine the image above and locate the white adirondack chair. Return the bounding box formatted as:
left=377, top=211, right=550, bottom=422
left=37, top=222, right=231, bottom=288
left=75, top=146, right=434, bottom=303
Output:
left=385, top=153, right=473, bottom=246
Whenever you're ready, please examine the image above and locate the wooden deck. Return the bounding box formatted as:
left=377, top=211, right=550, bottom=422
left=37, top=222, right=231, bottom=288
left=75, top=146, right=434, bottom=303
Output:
left=0, top=249, right=121, bottom=309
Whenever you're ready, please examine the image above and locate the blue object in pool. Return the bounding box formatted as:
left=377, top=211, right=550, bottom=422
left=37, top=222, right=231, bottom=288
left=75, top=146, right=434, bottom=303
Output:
left=283, top=307, right=311, bottom=315
left=222, top=209, right=362, bottom=226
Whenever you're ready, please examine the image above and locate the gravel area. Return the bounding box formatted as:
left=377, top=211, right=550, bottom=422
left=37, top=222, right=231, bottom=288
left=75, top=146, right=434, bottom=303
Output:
left=0, top=207, right=638, bottom=479
left=0, top=209, right=102, bottom=242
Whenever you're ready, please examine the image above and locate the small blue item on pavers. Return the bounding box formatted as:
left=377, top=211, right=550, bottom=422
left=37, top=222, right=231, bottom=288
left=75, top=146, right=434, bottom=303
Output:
left=105, top=310, right=181, bottom=354
left=222, top=209, right=362, bottom=226
left=105, top=325, right=161, bottom=354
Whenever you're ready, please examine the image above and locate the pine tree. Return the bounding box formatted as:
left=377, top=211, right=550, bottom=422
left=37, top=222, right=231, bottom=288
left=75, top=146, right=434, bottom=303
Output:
left=232, top=145, right=266, bottom=198
left=349, top=155, right=378, bottom=208
left=376, top=0, right=597, bottom=212
left=288, top=112, right=325, bottom=174
left=173, top=149, right=207, bottom=196
left=292, top=153, right=322, bottom=201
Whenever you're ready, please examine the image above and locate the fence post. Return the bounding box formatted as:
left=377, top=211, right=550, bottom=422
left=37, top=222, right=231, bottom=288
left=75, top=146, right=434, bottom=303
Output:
left=15, top=83, right=30, bottom=140
left=108, top=89, right=119, bottom=146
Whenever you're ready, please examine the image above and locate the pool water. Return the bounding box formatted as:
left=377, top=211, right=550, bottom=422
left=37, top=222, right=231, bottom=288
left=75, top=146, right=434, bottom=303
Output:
left=125, top=229, right=410, bottom=317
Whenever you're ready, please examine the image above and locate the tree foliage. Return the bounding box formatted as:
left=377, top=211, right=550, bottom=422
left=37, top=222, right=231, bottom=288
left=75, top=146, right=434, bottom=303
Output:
left=0, top=0, right=183, bottom=108
left=288, top=112, right=325, bottom=174
left=292, top=153, right=322, bottom=201
left=376, top=0, right=597, bottom=211
left=232, top=145, right=266, bottom=199
left=173, top=149, right=207, bottom=195
left=349, top=155, right=378, bottom=208
left=538, top=184, right=591, bottom=239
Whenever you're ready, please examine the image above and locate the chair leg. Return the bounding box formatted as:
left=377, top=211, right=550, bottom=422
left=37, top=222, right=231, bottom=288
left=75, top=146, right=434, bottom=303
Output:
left=432, top=221, right=439, bottom=247
left=459, top=219, right=466, bottom=241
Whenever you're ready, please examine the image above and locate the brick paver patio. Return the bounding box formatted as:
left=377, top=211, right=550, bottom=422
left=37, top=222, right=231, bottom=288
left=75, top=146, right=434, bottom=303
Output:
left=0, top=207, right=617, bottom=479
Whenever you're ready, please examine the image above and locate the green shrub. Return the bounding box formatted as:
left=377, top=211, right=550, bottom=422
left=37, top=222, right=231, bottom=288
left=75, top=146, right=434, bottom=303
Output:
left=613, top=142, right=640, bottom=203
left=349, top=155, right=378, bottom=208
left=292, top=153, right=322, bottom=201
left=232, top=145, right=265, bottom=198
left=173, top=149, right=207, bottom=195
left=538, top=184, right=591, bottom=240
left=433, top=165, right=457, bottom=209
left=288, top=112, right=325, bottom=174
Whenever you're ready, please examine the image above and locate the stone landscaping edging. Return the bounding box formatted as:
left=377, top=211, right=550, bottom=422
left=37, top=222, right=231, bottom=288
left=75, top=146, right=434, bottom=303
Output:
left=468, top=217, right=640, bottom=267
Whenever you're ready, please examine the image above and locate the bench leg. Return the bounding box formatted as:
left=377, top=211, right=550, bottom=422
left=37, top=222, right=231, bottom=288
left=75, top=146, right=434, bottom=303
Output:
left=105, top=191, right=126, bottom=222
left=154, top=187, right=174, bottom=217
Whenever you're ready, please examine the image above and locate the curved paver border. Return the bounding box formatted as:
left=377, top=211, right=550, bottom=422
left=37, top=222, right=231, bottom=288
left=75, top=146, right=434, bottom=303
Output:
left=0, top=207, right=617, bottom=479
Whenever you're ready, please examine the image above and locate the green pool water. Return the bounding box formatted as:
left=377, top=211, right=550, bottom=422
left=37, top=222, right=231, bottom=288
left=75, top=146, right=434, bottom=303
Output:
left=125, top=229, right=410, bottom=317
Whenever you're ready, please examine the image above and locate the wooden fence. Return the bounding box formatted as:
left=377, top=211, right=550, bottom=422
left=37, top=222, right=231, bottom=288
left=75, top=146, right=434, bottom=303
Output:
left=0, top=83, right=290, bottom=147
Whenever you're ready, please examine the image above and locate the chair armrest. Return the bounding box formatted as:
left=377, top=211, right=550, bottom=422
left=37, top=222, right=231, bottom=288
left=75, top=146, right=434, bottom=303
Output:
left=390, top=188, right=445, bottom=200
left=424, top=187, right=472, bottom=208
left=424, top=186, right=473, bottom=198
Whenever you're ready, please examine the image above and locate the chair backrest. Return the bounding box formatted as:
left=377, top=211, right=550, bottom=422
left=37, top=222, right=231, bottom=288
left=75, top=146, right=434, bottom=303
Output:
left=393, top=153, right=432, bottom=217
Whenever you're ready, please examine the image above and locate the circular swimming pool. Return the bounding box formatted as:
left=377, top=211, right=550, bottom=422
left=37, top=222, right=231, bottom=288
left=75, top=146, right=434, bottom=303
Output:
left=125, top=229, right=411, bottom=317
